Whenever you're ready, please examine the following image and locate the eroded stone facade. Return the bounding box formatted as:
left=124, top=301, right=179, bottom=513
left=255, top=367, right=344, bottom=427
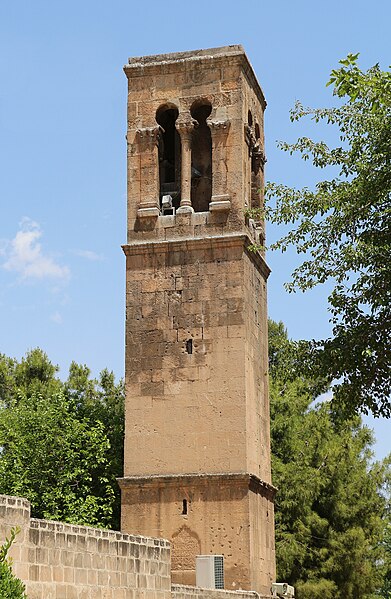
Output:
left=120, top=46, right=275, bottom=595
left=1, top=495, right=170, bottom=599
left=1, top=494, right=273, bottom=599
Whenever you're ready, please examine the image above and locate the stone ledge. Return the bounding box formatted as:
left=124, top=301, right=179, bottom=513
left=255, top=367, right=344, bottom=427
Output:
left=122, top=234, right=270, bottom=280
left=209, top=198, right=231, bottom=212
left=137, top=207, right=160, bottom=218
left=118, top=472, right=277, bottom=499
left=29, top=517, right=170, bottom=547
left=172, top=584, right=272, bottom=599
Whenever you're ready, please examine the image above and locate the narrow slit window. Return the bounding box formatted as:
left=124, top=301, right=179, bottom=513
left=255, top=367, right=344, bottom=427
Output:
left=182, top=499, right=188, bottom=515
left=186, top=339, right=193, bottom=354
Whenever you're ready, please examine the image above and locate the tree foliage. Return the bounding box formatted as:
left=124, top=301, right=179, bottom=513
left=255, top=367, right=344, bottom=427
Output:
left=0, top=527, right=27, bottom=598
left=0, top=349, right=124, bottom=529
left=269, top=319, right=390, bottom=599
left=266, top=55, right=391, bottom=418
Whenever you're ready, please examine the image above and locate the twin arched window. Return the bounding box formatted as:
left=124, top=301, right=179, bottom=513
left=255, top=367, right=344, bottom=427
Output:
left=156, top=101, right=212, bottom=213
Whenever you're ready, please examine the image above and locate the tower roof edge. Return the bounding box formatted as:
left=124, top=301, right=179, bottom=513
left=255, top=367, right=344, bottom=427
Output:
left=123, top=44, right=266, bottom=108
left=126, top=44, right=245, bottom=66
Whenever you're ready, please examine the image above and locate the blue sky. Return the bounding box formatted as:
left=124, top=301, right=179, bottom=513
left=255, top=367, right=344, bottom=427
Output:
left=0, top=0, right=389, bottom=459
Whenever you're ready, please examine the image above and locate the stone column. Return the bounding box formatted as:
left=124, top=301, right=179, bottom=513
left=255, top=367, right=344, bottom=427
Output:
left=251, top=140, right=266, bottom=210
left=136, top=126, right=161, bottom=217
left=175, top=117, right=196, bottom=214
left=206, top=119, right=231, bottom=212
left=250, top=140, right=267, bottom=249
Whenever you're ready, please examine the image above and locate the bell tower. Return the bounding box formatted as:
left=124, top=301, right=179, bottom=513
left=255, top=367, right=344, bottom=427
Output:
left=119, top=46, right=276, bottom=595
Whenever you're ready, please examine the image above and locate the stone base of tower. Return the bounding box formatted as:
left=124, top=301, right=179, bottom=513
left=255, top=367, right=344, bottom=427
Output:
left=119, top=473, right=276, bottom=595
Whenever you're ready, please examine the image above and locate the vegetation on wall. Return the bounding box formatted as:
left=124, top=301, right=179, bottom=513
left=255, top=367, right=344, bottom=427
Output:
left=0, top=527, right=27, bottom=599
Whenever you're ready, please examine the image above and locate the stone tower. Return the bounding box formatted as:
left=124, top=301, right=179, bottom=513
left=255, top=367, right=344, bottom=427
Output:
left=119, top=45, right=276, bottom=595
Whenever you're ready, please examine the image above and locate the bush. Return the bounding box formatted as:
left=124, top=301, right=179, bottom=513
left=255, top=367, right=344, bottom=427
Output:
left=0, top=527, right=27, bottom=598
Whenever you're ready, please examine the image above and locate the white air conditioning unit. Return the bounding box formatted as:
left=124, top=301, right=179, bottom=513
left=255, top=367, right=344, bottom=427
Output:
left=161, top=194, right=175, bottom=215
left=196, top=555, right=224, bottom=589
left=272, top=582, right=295, bottom=598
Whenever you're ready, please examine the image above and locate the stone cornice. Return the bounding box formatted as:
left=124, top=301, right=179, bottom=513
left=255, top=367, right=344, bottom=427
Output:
left=118, top=472, right=277, bottom=500
left=124, top=45, right=266, bottom=109
left=122, top=233, right=271, bottom=279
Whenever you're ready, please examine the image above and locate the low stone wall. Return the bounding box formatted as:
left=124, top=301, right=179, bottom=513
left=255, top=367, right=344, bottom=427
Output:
left=0, top=494, right=272, bottom=599
left=172, top=584, right=271, bottom=599
left=1, top=494, right=171, bottom=599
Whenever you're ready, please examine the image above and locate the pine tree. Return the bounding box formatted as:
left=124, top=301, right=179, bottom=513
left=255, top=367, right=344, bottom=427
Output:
left=269, top=320, right=389, bottom=599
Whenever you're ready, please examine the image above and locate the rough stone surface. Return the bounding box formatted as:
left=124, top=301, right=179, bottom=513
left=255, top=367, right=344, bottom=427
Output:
left=0, top=495, right=171, bottom=599
left=121, top=45, right=275, bottom=595
left=1, top=494, right=274, bottom=599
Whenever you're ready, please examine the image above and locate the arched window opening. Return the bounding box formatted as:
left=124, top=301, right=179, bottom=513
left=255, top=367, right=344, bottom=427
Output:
left=255, top=123, right=260, bottom=139
left=182, top=499, right=188, bottom=515
left=248, top=110, right=253, bottom=127
left=190, top=100, right=212, bottom=212
left=156, top=105, right=181, bottom=212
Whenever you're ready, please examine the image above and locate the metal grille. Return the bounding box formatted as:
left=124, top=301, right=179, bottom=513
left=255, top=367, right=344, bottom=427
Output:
left=214, top=555, right=224, bottom=589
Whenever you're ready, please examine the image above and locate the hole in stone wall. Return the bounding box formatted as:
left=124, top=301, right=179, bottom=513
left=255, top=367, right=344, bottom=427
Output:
left=190, top=100, right=212, bottom=212
left=156, top=105, right=181, bottom=211
left=182, top=499, right=188, bottom=515
left=186, top=339, right=193, bottom=354
left=248, top=110, right=253, bottom=127
left=255, top=122, right=260, bottom=139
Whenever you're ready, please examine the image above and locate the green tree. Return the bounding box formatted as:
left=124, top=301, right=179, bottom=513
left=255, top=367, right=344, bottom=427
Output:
left=0, top=349, right=124, bottom=529
left=64, top=362, right=125, bottom=527
left=269, top=320, right=389, bottom=599
left=0, top=527, right=27, bottom=599
left=266, top=55, right=391, bottom=418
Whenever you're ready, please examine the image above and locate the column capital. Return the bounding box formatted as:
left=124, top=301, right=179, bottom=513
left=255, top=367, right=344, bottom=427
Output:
left=244, top=123, right=256, bottom=152
left=136, top=126, right=162, bottom=152
left=252, top=141, right=267, bottom=170
left=175, top=116, right=197, bottom=142
left=207, top=118, right=231, bottom=134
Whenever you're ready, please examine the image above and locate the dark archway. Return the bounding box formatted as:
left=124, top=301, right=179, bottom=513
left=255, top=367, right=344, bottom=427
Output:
left=156, top=104, right=181, bottom=211
left=190, top=100, right=212, bottom=212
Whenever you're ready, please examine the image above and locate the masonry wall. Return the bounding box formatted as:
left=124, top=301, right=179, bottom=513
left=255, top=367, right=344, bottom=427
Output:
left=123, top=236, right=249, bottom=479
left=121, top=234, right=275, bottom=595
left=172, top=585, right=271, bottom=599
left=0, top=494, right=171, bottom=599
left=1, top=494, right=273, bottom=599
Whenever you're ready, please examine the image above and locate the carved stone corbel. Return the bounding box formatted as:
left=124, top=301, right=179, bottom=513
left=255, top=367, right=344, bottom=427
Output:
left=136, top=126, right=162, bottom=153
left=207, top=118, right=231, bottom=132
left=206, top=119, right=231, bottom=146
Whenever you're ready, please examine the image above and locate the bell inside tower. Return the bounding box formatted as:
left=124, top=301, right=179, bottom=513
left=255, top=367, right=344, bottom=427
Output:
left=190, top=100, right=212, bottom=212
left=156, top=104, right=181, bottom=211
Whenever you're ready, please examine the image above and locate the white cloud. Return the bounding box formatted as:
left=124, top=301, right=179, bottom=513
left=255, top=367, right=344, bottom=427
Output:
left=73, top=249, right=103, bottom=261
left=50, top=311, right=63, bottom=324
left=2, top=218, right=70, bottom=281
